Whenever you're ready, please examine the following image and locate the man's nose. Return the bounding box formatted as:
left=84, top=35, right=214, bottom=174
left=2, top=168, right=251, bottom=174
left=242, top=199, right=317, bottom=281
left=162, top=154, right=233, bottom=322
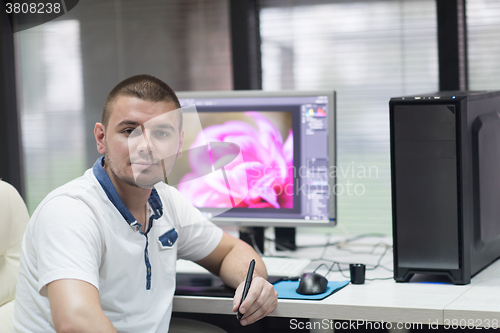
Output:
left=137, top=126, right=154, bottom=156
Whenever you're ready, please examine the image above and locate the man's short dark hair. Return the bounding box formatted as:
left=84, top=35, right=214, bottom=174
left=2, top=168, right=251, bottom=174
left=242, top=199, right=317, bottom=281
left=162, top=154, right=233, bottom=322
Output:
left=102, top=74, right=182, bottom=130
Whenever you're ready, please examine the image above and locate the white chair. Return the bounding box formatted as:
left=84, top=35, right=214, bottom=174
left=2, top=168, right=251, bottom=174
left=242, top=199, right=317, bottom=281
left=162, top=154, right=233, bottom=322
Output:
left=0, top=180, right=29, bottom=333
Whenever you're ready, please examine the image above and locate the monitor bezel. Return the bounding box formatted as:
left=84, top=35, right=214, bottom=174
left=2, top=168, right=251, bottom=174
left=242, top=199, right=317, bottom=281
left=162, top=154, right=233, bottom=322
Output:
left=176, top=90, right=337, bottom=227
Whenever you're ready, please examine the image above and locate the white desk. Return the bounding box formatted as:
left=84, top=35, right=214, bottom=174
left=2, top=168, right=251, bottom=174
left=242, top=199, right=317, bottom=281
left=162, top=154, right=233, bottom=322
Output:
left=444, top=260, right=500, bottom=327
left=173, top=234, right=500, bottom=328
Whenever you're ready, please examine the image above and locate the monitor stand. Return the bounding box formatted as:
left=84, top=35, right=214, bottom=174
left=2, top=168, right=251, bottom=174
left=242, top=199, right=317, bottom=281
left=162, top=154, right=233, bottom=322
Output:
left=275, top=227, right=296, bottom=251
left=239, top=227, right=297, bottom=254
left=239, top=227, right=265, bottom=254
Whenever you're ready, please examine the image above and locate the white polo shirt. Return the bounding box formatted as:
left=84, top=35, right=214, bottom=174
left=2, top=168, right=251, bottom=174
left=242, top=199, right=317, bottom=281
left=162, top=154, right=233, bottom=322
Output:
left=13, top=157, right=223, bottom=332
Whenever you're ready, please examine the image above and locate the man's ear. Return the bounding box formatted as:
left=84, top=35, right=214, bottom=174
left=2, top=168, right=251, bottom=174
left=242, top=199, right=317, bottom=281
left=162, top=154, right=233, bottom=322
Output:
left=94, top=123, right=106, bottom=154
left=176, top=129, right=185, bottom=158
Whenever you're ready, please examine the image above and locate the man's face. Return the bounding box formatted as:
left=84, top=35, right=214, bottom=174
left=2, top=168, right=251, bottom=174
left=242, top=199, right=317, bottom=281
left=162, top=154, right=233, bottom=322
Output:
left=100, top=96, right=184, bottom=189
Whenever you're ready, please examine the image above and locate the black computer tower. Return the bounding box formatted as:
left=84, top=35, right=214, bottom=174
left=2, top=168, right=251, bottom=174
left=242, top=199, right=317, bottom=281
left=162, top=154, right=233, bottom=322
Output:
left=390, top=91, right=500, bottom=285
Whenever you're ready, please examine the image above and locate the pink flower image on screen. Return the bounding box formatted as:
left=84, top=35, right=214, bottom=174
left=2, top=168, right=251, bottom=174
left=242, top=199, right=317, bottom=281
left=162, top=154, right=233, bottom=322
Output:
left=178, top=112, right=294, bottom=209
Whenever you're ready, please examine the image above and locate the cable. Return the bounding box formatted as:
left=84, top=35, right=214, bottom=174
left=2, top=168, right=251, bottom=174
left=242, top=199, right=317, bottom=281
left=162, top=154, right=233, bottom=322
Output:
left=248, top=229, right=264, bottom=257
left=312, top=263, right=330, bottom=274
left=325, top=262, right=351, bottom=279
left=333, top=242, right=392, bottom=255
left=370, top=244, right=391, bottom=271
left=273, top=239, right=295, bottom=252
left=311, top=240, right=394, bottom=280
left=365, top=272, right=394, bottom=280
left=262, top=231, right=394, bottom=280
left=294, top=233, right=389, bottom=249
left=318, top=233, right=333, bottom=260
left=314, top=261, right=392, bottom=281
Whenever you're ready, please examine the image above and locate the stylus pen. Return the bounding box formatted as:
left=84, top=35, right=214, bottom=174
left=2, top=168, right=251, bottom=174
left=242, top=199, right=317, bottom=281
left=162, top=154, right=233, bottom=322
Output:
left=237, top=259, right=256, bottom=320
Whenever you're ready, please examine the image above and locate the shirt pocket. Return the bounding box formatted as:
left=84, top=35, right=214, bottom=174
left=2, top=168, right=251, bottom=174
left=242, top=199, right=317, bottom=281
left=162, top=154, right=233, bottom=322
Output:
left=158, top=227, right=178, bottom=249
left=156, top=227, right=178, bottom=276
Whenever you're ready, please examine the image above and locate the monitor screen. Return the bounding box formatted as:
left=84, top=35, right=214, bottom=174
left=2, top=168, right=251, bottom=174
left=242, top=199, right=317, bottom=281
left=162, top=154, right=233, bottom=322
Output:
left=173, top=90, right=336, bottom=226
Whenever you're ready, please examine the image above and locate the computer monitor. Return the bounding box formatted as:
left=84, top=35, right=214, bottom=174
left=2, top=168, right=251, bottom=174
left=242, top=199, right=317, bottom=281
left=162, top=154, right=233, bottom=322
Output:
left=173, top=90, right=336, bottom=227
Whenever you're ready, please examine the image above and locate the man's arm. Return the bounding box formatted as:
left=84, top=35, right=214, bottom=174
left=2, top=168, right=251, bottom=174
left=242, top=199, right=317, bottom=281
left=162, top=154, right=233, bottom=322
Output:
left=47, top=279, right=117, bottom=333
left=196, top=232, right=278, bottom=326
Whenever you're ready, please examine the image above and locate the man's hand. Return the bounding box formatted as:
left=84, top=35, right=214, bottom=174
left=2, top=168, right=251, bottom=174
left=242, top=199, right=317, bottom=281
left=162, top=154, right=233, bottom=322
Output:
left=196, top=232, right=279, bottom=325
left=232, top=276, right=278, bottom=326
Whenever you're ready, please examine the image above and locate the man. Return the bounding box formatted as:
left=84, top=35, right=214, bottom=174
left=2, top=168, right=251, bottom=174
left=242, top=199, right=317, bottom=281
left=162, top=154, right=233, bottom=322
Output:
left=13, top=75, right=278, bottom=332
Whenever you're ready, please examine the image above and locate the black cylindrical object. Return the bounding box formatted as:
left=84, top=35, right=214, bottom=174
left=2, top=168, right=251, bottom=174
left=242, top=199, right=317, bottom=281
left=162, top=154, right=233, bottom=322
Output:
left=349, top=263, right=365, bottom=284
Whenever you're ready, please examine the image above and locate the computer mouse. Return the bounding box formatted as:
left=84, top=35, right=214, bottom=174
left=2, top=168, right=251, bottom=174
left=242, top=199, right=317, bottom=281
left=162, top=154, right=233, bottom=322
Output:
left=296, top=272, right=328, bottom=295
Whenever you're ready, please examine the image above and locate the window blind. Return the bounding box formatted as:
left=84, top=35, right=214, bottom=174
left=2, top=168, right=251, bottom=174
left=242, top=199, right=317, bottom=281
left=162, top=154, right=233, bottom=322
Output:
left=16, top=20, right=85, bottom=213
left=466, top=0, right=500, bottom=90
left=15, top=0, right=232, bottom=213
left=260, top=0, right=438, bottom=234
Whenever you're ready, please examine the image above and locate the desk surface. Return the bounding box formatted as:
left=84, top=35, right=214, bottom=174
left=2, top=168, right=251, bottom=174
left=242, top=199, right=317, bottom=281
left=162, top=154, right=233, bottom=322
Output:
left=173, top=234, right=500, bottom=327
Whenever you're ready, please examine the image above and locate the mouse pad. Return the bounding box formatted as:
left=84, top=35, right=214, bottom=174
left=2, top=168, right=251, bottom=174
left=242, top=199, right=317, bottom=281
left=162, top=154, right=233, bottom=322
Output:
left=273, top=280, right=350, bottom=300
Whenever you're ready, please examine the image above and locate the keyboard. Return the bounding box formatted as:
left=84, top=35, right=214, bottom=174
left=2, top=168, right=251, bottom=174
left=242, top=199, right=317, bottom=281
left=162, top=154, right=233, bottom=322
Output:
left=261, top=257, right=312, bottom=277
left=176, top=257, right=311, bottom=277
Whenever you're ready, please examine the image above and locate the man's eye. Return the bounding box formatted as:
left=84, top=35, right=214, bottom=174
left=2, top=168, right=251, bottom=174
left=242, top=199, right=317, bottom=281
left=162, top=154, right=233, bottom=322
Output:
left=124, top=128, right=141, bottom=137
left=153, top=131, right=170, bottom=137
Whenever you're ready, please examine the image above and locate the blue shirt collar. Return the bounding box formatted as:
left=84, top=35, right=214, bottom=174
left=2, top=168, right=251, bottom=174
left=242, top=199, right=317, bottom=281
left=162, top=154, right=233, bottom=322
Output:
left=92, top=157, right=163, bottom=231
